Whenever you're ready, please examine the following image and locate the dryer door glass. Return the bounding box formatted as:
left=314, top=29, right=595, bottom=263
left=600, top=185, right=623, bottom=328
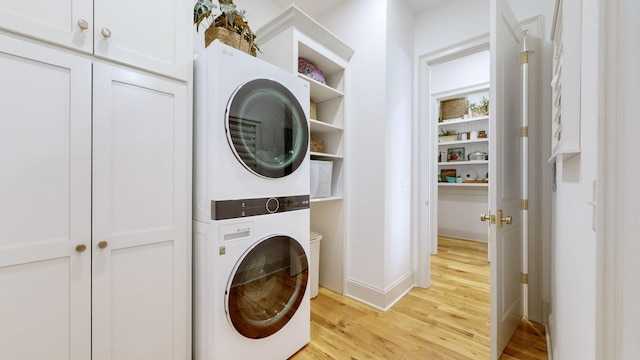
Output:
left=226, top=235, right=308, bottom=339
left=226, top=79, right=309, bottom=178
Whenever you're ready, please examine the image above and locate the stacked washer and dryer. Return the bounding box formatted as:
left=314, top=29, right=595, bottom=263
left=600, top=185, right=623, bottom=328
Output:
left=193, top=41, right=312, bottom=359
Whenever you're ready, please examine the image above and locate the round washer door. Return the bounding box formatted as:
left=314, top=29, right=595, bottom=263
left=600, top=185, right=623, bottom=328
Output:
left=226, top=79, right=309, bottom=178
left=226, top=235, right=308, bottom=339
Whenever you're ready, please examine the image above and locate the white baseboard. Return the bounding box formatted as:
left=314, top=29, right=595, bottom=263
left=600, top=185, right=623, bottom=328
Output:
left=438, top=227, right=487, bottom=242
left=344, top=272, right=414, bottom=311
left=546, top=314, right=556, bottom=360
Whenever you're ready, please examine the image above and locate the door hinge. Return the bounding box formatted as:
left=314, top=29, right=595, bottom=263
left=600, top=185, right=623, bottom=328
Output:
left=520, top=126, right=529, bottom=138
left=521, top=199, right=529, bottom=210
left=521, top=50, right=534, bottom=64
left=521, top=272, right=529, bottom=284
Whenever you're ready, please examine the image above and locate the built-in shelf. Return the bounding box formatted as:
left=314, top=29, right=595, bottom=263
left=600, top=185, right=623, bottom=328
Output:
left=298, top=74, right=343, bottom=103
left=310, top=119, right=343, bottom=133
left=310, top=196, right=343, bottom=203
left=438, top=160, right=489, bottom=166
left=438, top=138, right=489, bottom=146
left=438, top=115, right=489, bottom=126
left=438, top=182, right=489, bottom=188
left=310, top=151, right=343, bottom=159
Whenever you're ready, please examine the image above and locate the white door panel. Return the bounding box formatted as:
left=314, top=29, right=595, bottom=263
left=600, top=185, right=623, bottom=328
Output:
left=0, top=35, right=91, bottom=360
left=490, top=0, right=524, bottom=358
left=93, top=0, right=189, bottom=80
left=92, top=62, right=189, bottom=360
left=0, top=0, right=92, bottom=53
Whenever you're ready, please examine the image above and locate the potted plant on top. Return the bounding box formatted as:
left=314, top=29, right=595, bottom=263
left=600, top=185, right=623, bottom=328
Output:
left=468, top=96, right=490, bottom=117
left=194, top=0, right=260, bottom=56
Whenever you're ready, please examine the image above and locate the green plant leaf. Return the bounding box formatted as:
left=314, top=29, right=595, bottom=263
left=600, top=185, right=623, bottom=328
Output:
left=193, top=0, right=216, bottom=24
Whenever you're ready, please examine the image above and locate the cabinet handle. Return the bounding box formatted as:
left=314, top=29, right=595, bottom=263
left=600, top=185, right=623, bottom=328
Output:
left=97, top=241, right=108, bottom=249
left=100, top=28, right=112, bottom=38
left=75, top=244, right=87, bottom=253
left=77, top=19, right=89, bottom=30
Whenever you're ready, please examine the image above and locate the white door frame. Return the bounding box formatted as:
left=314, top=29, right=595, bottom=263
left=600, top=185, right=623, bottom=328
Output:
left=412, top=19, right=542, bottom=323
left=413, top=34, right=490, bottom=288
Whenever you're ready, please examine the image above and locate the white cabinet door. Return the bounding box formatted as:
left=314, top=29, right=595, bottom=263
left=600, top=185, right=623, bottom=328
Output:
left=0, top=35, right=92, bottom=360
left=91, top=62, right=190, bottom=360
left=0, top=0, right=93, bottom=53
left=93, top=0, right=190, bottom=80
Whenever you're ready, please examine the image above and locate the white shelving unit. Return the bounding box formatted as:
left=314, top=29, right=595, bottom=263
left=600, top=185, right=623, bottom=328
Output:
left=257, top=5, right=354, bottom=294
left=437, top=89, right=490, bottom=187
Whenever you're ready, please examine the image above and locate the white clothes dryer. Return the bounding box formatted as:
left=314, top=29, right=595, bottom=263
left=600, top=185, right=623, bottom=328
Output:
left=194, top=41, right=310, bottom=223
left=193, top=203, right=310, bottom=360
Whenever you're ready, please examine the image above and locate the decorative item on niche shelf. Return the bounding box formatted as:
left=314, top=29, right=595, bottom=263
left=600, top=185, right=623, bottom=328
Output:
left=440, top=169, right=457, bottom=182
left=310, top=139, right=325, bottom=153
left=468, top=96, right=489, bottom=117
left=439, top=97, right=467, bottom=122
left=447, top=147, right=465, bottom=162
left=438, top=128, right=458, bottom=143
left=298, top=58, right=327, bottom=85
left=194, top=0, right=259, bottom=55
left=310, top=100, right=317, bottom=119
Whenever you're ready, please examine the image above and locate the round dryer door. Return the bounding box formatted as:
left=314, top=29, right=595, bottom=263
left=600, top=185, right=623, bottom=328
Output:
left=226, top=235, right=308, bottom=339
left=226, top=79, right=309, bottom=178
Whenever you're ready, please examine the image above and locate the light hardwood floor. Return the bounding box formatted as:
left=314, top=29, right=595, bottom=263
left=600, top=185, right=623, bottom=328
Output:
left=290, top=236, right=547, bottom=359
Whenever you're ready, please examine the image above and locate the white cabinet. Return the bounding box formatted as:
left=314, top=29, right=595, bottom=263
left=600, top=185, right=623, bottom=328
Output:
left=437, top=87, right=491, bottom=188
left=91, top=62, right=189, bottom=360
left=0, top=31, right=190, bottom=360
left=0, top=35, right=92, bottom=360
left=257, top=6, right=353, bottom=294
left=0, top=0, right=190, bottom=80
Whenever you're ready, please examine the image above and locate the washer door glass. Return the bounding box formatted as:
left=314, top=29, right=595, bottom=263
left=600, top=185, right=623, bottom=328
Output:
left=226, top=79, right=309, bottom=178
left=226, top=236, right=308, bottom=339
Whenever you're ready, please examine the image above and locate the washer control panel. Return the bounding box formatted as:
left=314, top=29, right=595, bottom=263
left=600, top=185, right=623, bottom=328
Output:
left=212, top=195, right=309, bottom=220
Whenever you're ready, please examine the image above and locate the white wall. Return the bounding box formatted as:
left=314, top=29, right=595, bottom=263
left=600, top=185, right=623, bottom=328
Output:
left=318, top=0, right=389, bottom=296
left=384, top=0, right=414, bottom=291
left=551, top=0, right=598, bottom=358
left=317, top=0, right=415, bottom=308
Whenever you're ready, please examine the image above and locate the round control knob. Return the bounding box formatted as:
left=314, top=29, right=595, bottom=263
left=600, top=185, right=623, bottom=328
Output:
left=265, top=198, right=280, bottom=214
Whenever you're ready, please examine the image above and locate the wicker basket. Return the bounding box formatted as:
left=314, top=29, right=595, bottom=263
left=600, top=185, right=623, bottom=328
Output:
left=440, top=97, right=467, bottom=121
left=205, top=26, right=251, bottom=54
left=310, top=139, right=325, bottom=153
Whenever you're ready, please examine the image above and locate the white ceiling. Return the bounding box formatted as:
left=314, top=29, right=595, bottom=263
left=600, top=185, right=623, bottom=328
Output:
left=271, top=0, right=445, bottom=19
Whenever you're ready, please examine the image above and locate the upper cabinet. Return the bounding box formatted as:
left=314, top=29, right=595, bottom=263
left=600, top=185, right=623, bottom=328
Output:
left=0, top=0, right=190, bottom=80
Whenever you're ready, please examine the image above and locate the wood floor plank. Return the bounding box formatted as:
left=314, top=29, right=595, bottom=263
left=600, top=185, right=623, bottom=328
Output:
left=290, top=237, right=547, bottom=360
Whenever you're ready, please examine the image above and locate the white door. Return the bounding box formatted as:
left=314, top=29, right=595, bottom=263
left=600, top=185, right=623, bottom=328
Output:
left=0, top=0, right=92, bottom=53
left=489, top=0, right=524, bottom=358
left=93, top=0, right=190, bottom=80
left=0, top=35, right=92, bottom=359
left=92, top=62, right=190, bottom=360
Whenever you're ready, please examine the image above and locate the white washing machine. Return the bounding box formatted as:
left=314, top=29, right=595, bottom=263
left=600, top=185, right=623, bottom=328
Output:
left=194, top=40, right=311, bottom=223
left=193, top=204, right=310, bottom=360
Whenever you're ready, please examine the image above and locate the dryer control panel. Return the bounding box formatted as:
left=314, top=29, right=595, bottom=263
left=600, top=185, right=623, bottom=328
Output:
left=212, top=195, right=309, bottom=220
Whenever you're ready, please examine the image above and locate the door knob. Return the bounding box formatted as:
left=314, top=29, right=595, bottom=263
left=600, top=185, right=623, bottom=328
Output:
left=75, top=244, right=87, bottom=253
left=100, top=28, right=112, bottom=38
left=480, top=213, right=496, bottom=224
left=497, top=210, right=512, bottom=229
left=97, top=241, right=108, bottom=249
